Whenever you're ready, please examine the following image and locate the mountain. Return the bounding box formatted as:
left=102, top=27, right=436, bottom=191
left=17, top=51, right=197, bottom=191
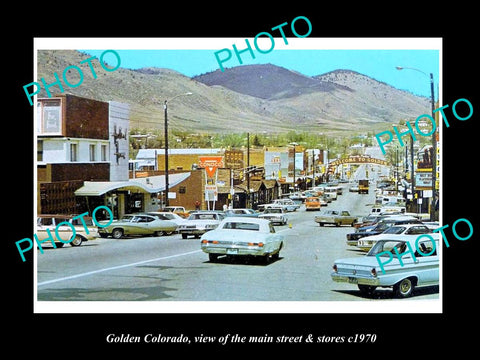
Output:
left=193, top=64, right=351, bottom=100
left=35, top=50, right=431, bottom=134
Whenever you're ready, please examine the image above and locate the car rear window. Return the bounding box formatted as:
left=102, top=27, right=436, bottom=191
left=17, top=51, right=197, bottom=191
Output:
left=222, top=222, right=260, bottom=231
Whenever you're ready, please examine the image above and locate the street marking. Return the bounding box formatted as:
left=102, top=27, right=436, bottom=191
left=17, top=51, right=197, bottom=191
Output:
left=37, top=250, right=202, bottom=287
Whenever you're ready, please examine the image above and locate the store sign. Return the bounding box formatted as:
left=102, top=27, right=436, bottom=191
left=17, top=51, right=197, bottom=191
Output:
left=415, top=172, right=432, bottom=188
left=205, top=185, right=218, bottom=201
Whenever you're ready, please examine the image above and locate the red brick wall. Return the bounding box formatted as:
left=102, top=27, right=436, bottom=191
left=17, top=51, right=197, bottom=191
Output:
left=63, top=94, right=109, bottom=140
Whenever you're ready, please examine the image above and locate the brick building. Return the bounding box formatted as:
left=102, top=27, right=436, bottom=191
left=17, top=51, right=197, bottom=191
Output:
left=37, top=94, right=130, bottom=215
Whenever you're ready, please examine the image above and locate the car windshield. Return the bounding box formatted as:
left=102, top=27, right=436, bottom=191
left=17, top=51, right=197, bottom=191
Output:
left=222, top=222, right=260, bottom=231
left=383, top=226, right=406, bottom=234
left=368, top=240, right=407, bottom=257
left=189, top=213, right=217, bottom=220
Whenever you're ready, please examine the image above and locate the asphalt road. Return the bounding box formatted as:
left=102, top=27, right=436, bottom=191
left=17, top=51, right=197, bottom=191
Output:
left=36, top=183, right=439, bottom=308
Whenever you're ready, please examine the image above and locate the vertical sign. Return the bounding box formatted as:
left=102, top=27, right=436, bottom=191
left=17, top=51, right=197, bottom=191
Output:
left=199, top=156, right=224, bottom=209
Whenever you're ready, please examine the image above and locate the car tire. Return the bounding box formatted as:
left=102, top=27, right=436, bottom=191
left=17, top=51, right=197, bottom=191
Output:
left=70, top=235, right=83, bottom=247
left=182, top=233, right=188, bottom=239
left=394, top=278, right=415, bottom=298
left=209, top=253, right=218, bottom=262
left=112, top=228, right=124, bottom=239
left=319, top=223, right=324, bottom=227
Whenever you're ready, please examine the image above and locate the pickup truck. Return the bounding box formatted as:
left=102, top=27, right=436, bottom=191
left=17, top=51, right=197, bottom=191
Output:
left=314, top=210, right=359, bottom=227
left=358, top=179, right=369, bottom=194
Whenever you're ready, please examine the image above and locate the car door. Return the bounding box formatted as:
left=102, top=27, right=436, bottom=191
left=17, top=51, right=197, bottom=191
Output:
left=340, top=211, right=350, bottom=225
left=413, top=238, right=439, bottom=285
left=130, top=215, right=153, bottom=235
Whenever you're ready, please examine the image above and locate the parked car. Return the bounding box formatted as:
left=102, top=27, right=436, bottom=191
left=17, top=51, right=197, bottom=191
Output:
left=200, top=217, right=285, bottom=264
left=97, top=213, right=178, bottom=239
left=258, top=207, right=288, bottom=225
left=314, top=210, right=359, bottom=227
left=346, top=216, right=422, bottom=246
left=258, top=198, right=300, bottom=212
left=177, top=211, right=225, bottom=239
left=331, top=236, right=439, bottom=298
left=36, top=214, right=99, bottom=247
left=225, top=208, right=259, bottom=217
left=147, top=211, right=190, bottom=228
left=305, top=197, right=321, bottom=211
left=370, top=205, right=406, bottom=216
left=353, top=213, right=403, bottom=229
left=356, top=224, right=433, bottom=252
left=162, top=206, right=190, bottom=218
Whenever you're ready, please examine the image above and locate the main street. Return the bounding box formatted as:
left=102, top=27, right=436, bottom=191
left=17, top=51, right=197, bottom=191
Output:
left=36, top=183, right=439, bottom=304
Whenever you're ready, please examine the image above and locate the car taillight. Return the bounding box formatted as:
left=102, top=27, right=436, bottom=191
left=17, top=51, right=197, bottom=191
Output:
left=201, top=240, right=207, bottom=244
left=371, top=268, right=377, bottom=277
left=332, top=264, right=338, bottom=272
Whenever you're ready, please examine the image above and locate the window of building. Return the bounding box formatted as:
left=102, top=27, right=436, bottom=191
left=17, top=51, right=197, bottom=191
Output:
left=37, top=99, right=62, bottom=135
left=37, top=140, right=43, bottom=162
left=101, top=144, right=107, bottom=161
left=70, top=143, right=77, bottom=162
left=89, top=144, right=96, bottom=161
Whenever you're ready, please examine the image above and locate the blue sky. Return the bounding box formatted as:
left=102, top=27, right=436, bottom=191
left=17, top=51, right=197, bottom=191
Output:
left=82, top=48, right=440, bottom=98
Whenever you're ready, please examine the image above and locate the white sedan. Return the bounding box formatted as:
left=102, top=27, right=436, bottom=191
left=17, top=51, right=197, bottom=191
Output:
left=200, top=217, right=285, bottom=264
left=356, top=224, right=433, bottom=252
left=177, top=211, right=225, bottom=239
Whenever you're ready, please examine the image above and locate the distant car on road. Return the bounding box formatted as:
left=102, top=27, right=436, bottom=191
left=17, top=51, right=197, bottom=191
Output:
left=258, top=198, right=300, bottom=212
left=225, top=208, right=259, bottom=217
left=331, top=236, right=439, bottom=298
left=305, top=197, right=321, bottom=211
left=177, top=211, right=225, bottom=239
left=315, top=210, right=359, bottom=227
left=98, top=214, right=178, bottom=239
left=258, top=207, right=288, bottom=225
left=201, top=217, right=285, bottom=264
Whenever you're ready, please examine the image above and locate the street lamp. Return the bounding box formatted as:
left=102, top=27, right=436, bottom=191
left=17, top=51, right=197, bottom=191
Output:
left=396, top=66, right=436, bottom=221
left=163, top=92, right=192, bottom=207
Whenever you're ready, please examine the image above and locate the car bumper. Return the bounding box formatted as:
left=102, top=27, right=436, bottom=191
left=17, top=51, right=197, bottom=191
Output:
left=201, top=244, right=270, bottom=257
left=179, top=229, right=210, bottom=235
left=331, top=273, right=380, bottom=286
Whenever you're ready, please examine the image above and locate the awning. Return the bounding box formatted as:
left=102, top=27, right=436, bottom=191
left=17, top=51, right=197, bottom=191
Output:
left=74, top=172, right=191, bottom=196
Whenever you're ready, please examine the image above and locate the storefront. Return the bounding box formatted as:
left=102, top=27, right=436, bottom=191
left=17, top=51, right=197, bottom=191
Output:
left=74, top=173, right=191, bottom=219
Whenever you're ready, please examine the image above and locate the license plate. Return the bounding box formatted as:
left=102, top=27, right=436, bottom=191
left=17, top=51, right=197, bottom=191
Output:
left=226, top=248, right=238, bottom=255
left=348, top=277, right=358, bottom=284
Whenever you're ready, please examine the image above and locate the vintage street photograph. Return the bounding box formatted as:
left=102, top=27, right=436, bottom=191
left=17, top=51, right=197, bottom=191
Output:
left=32, top=38, right=441, bottom=313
